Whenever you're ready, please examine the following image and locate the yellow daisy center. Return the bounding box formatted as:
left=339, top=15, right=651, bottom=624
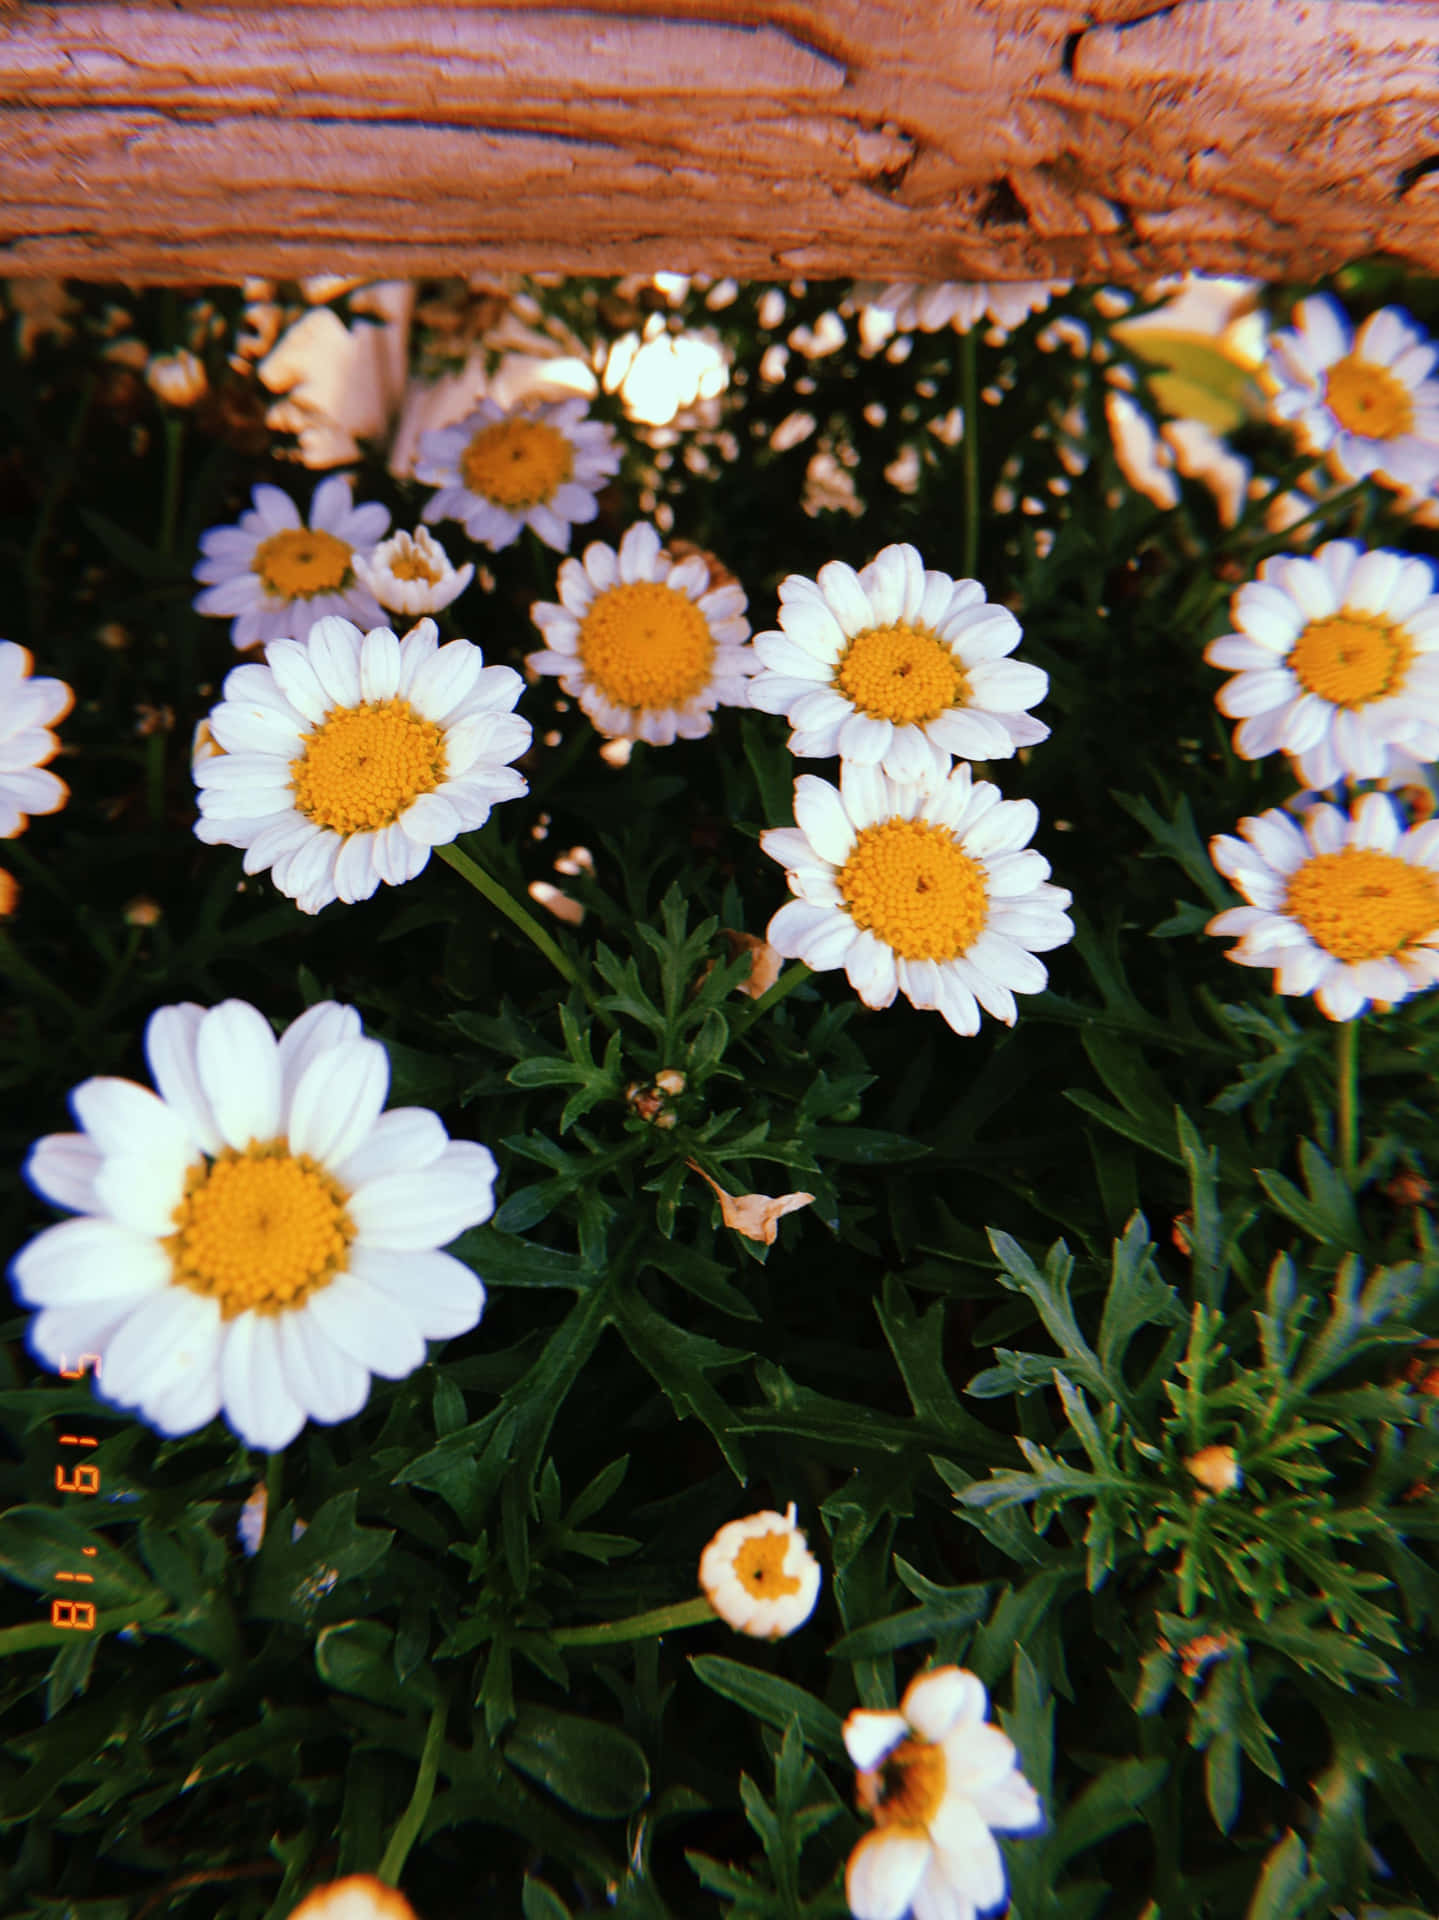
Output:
left=734, top=1531, right=802, bottom=1599
left=1289, top=612, right=1413, bottom=708
left=839, top=818, right=988, bottom=960
left=166, top=1142, right=354, bottom=1320
left=1325, top=352, right=1415, bottom=441
left=460, top=419, right=574, bottom=509
left=290, top=699, right=447, bottom=834
left=252, top=527, right=354, bottom=600
left=1285, top=847, right=1439, bottom=963
left=578, top=580, right=715, bottom=711
left=390, top=548, right=442, bottom=584
left=857, top=1738, right=949, bottom=1829
left=835, top=623, right=963, bottom=725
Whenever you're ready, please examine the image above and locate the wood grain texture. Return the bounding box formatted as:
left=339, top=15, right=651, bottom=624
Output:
left=1, top=0, right=1437, bottom=283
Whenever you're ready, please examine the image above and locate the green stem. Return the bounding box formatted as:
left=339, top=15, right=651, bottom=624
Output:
left=731, top=961, right=813, bottom=1037
left=1336, top=1016, right=1360, bottom=1183
left=158, top=414, right=184, bottom=557
left=437, top=841, right=615, bottom=1028
left=376, top=1683, right=450, bottom=1886
left=553, top=1595, right=718, bottom=1647
left=264, top=1450, right=284, bottom=1533
left=959, top=327, right=980, bottom=582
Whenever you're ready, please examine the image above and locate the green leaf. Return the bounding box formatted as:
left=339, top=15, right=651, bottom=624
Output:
left=806, top=1126, right=930, bottom=1166
left=0, top=1506, right=160, bottom=1610
left=1255, top=1140, right=1364, bottom=1253
left=504, top=1706, right=651, bottom=1817
left=522, top=1880, right=573, bottom=1920
left=1245, top=1831, right=1320, bottom=1920
left=78, top=507, right=188, bottom=580
left=689, top=1655, right=847, bottom=1761
left=1047, top=1755, right=1168, bottom=1870
left=316, top=1619, right=439, bottom=1712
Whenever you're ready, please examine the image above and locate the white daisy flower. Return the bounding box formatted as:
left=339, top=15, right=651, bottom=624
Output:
left=0, top=642, right=72, bottom=837
left=526, top=522, right=754, bottom=746
left=759, top=761, right=1073, bottom=1035
left=193, top=614, right=531, bottom=915
left=1206, top=540, right=1439, bottom=788
left=192, top=475, right=390, bottom=652
left=855, top=280, right=1069, bottom=336
left=12, top=997, right=497, bottom=1451
left=1207, top=792, right=1439, bottom=1021
left=352, top=526, right=475, bottom=617
left=845, top=1666, right=1043, bottom=1920
left=749, top=545, right=1048, bottom=784
left=697, top=1502, right=821, bottom=1639
left=1263, top=295, right=1439, bottom=492
left=417, top=394, right=620, bottom=553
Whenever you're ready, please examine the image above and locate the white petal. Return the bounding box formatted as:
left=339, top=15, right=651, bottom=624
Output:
left=305, top=617, right=364, bottom=707
left=844, top=1709, right=911, bottom=1770
left=332, top=1106, right=449, bottom=1189
left=12, top=1217, right=170, bottom=1306
left=349, top=1144, right=499, bottom=1248
left=221, top=1313, right=307, bottom=1450
left=71, top=1075, right=197, bottom=1165
left=144, top=1004, right=224, bottom=1156
left=276, top=1305, right=371, bottom=1424
left=304, top=1269, right=427, bottom=1377
left=197, top=1001, right=282, bottom=1149
left=346, top=1244, right=486, bottom=1339
left=794, top=775, right=857, bottom=864
left=846, top=1829, right=933, bottom=1920
left=359, top=626, right=403, bottom=702
left=287, top=1037, right=391, bottom=1168
left=27, top=1134, right=103, bottom=1214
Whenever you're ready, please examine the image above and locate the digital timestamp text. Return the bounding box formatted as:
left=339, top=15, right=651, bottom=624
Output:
left=52, top=1352, right=102, bottom=1633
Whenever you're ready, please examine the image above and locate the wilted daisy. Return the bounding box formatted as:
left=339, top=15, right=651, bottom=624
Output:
left=1206, top=541, right=1439, bottom=788
left=527, top=522, right=754, bottom=745
left=417, top=394, right=620, bottom=553
left=194, top=615, right=531, bottom=915
left=855, top=280, right=1068, bottom=335
left=1207, top=792, right=1439, bottom=1020
left=748, top=544, right=1048, bottom=783
left=1264, top=295, right=1439, bottom=492
left=193, top=475, right=390, bottom=651
left=0, top=642, right=72, bottom=837
left=12, top=997, right=497, bottom=1451
left=698, top=1502, right=821, bottom=1639
left=845, top=1666, right=1042, bottom=1920
left=761, top=761, right=1072, bottom=1034
left=353, top=526, right=475, bottom=617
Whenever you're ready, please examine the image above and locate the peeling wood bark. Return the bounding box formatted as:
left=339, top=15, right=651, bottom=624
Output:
left=1, top=0, right=1437, bottom=284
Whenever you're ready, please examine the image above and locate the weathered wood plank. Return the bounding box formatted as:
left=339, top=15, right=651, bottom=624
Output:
left=1, top=0, right=1437, bottom=283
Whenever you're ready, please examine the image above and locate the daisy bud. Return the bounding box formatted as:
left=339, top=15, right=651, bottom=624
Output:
left=146, top=348, right=209, bottom=408
left=698, top=1502, right=821, bottom=1639
left=285, top=1874, right=421, bottom=1920
left=654, top=1069, right=686, bottom=1096
left=1185, top=1445, right=1242, bottom=1494
left=123, top=895, right=162, bottom=928
left=352, top=526, right=475, bottom=617
left=0, top=870, right=18, bottom=916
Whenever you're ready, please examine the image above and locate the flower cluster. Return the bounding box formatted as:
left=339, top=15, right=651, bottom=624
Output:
left=751, top=542, right=1073, bottom=1034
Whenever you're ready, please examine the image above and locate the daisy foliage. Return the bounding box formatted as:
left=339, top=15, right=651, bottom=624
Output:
left=7, top=270, right=1439, bottom=1920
